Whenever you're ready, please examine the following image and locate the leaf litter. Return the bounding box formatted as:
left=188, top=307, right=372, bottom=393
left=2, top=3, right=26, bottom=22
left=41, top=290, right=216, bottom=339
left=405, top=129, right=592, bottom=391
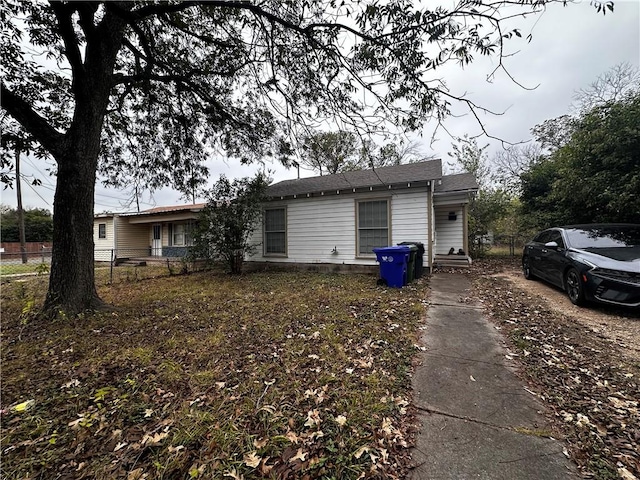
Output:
left=1, top=271, right=427, bottom=479
left=471, top=257, right=640, bottom=479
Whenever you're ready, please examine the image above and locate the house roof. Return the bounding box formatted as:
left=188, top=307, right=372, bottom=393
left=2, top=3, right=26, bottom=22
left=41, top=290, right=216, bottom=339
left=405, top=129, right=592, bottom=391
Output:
left=266, top=159, right=444, bottom=198
left=435, top=173, right=478, bottom=194
left=120, top=203, right=206, bottom=217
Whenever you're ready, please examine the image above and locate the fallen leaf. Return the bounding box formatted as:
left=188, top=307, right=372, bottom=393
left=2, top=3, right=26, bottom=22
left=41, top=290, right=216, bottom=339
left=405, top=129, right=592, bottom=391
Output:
left=127, top=468, right=145, bottom=480
left=354, top=445, right=370, bottom=459
left=244, top=451, right=261, bottom=468
left=223, top=468, right=244, bottom=480
left=12, top=400, right=35, bottom=413
left=289, top=448, right=307, bottom=463
left=304, top=409, right=321, bottom=427
left=253, top=437, right=268, bottom=449
left=142, top=431, right=169, bottom=446
left=114, top=441, right=128, bottom=452
left=286, top=431, right=300, bottom=444
left=618, top=467, right=637, bottom=480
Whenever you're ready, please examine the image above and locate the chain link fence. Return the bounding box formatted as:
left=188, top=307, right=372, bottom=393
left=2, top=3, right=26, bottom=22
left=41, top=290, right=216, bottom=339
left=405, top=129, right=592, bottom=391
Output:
left=1, top=248, right=209, bottom=286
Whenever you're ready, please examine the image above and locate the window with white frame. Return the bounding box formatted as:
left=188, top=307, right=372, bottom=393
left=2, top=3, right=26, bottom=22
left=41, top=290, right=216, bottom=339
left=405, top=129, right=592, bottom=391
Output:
left=264, top=208, right=286, bottom=255
left=357, top=199, right=389, bottom=256
left=98, top=223, right=106, bottom=239
left=170, top=223, right=194, bottom=246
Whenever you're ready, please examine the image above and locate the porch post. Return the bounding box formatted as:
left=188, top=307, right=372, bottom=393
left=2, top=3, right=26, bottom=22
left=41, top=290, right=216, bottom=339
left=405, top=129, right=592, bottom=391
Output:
left=427, top=181, right=434, bottom=274
left=462, top=203, right=469, bottom=255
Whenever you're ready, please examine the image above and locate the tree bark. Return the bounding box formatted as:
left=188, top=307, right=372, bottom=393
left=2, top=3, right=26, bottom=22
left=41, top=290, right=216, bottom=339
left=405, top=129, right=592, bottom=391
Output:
left=44, top=149, right=103, bottom=315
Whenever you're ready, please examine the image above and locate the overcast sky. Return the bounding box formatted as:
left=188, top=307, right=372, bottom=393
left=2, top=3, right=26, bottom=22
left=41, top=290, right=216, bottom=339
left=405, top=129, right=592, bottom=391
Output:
left=2, top=0, right=638, bottom=213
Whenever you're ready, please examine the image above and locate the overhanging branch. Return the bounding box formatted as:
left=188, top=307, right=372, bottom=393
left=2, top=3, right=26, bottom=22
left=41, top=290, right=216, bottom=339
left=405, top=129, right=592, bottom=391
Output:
left=1, top=84, right=65, bottom=159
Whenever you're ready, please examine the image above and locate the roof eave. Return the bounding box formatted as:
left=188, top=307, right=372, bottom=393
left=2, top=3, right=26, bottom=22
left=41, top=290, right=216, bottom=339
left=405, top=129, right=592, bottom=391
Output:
left=266, top=179, right=435, bottom=200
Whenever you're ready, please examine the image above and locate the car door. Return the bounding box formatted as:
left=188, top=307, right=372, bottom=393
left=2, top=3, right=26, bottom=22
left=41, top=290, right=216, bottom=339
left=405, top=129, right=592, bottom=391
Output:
left=540, top=229, right=567, bottom=288
left=525, top=230, right=551, bottom=279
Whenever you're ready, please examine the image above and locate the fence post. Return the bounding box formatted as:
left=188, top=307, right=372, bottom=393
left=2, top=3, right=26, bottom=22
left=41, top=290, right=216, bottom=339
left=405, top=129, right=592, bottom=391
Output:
left=110, top=249, right=114, bottom=284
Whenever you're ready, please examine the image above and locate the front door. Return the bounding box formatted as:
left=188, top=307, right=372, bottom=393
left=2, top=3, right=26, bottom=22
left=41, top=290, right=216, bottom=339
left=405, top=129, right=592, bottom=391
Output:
left=152, top=224, right=162, bottom=256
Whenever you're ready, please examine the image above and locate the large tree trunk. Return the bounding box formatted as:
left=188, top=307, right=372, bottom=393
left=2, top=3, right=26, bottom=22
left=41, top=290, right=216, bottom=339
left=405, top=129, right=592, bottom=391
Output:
left=44, top=148, right=102, bottom=316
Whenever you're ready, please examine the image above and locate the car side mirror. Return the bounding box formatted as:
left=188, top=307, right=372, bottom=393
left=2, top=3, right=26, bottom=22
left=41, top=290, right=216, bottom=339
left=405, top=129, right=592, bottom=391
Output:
left=544, top=241, right=559, bottom=250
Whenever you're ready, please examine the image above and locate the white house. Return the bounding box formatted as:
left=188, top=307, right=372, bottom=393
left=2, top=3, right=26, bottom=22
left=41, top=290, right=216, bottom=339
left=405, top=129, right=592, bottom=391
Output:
left=93, top=204, right=204, bottom=262
left=94, top=160, right=477, bottom=271
left=246, top=159, right=477, bottom=271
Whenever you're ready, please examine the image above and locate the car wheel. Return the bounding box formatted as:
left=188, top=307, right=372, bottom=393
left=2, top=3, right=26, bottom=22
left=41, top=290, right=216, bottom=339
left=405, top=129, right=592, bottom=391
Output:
left=522, top=256, right=535, bottom=280
left=565, top=268, right=586, bottom=306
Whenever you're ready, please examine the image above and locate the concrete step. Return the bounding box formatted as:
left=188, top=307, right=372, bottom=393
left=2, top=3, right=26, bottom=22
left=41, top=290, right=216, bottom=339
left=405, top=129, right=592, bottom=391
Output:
left=114, top=258, right=147, bottom=267
left=433, top=255, right=472, bottom=268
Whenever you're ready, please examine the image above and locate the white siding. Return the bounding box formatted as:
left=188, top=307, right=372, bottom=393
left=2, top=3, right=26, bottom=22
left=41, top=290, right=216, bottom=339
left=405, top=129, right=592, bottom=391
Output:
left=94, top=218, right=115, bottom=261
left=116, top=218, right=150, bottom=256
left=434, top=207, right=464, bottom=254
left=248, top=188, right=429, bottom=266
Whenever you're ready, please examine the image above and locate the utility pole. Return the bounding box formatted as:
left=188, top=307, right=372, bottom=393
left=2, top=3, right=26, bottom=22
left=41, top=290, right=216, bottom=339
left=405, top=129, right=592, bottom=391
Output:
left=15, top=147, right=28, bottom=264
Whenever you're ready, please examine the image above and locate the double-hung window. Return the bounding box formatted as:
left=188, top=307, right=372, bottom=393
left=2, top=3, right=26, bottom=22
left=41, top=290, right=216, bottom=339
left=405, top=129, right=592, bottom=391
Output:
left=170, top=223, right=194, bottom=246
left=98, top=223, right=106, bottom=239
left=264, top=208, right=286, bottom=255
left=357, top=199, right=389, bottom=256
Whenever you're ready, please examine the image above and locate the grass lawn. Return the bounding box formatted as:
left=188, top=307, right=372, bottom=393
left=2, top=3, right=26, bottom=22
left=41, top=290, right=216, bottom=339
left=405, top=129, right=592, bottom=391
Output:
left=0, top=262, right=50, bottom=277
left=1, top=271, right=428, bottom=479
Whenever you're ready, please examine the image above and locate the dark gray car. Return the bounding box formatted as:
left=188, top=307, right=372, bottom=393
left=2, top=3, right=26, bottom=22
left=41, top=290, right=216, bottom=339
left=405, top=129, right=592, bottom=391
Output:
left=522, top=224, right=640, bottom=308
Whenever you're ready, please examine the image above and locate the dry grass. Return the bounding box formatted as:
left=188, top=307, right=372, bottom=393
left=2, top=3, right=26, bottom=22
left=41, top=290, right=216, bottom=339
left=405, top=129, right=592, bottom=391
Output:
left=1, top=270, right=428, bottom=479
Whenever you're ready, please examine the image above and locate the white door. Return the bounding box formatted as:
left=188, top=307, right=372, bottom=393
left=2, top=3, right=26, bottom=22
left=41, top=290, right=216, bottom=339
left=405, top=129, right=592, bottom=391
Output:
left=152, top=224, right=162, bottom=256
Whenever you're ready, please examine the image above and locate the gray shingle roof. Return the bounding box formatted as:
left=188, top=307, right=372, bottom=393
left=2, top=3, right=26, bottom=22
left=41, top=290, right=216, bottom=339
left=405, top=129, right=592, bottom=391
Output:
left=267, top=159, right=444, bottom=198
left=435, top=173, right=478, bottom=193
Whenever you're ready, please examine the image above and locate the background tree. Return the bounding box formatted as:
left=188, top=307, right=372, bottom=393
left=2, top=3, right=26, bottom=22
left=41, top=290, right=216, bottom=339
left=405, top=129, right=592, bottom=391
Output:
left=0, top=206, right=54, bottom=243
left=572, top=62, right=640, bottom=114
left=358, top=139, right=435, bottom=170
left=1, top=0, right=612, bottom=316
left=530, top=115, right=577, bottom=153
left=449, top=136, right=509, bottom=257
left=300, top=131, right=359, bottom=175
left=492, top=143, right=543, bottom=195
left=553, top=94, right=639, bottom=224
left=191, top=173, right=269, bottom=274
left=521, top=93, right=640, bottom=227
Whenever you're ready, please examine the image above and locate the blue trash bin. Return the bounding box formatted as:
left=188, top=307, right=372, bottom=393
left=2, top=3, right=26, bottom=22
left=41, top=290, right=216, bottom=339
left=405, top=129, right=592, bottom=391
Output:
left=373, top=246, right=410, bottom=288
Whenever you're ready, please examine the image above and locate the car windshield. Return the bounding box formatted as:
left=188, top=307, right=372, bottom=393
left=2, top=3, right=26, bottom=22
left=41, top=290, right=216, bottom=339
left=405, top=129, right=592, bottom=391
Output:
left=565, top=226, right=640, bottom=249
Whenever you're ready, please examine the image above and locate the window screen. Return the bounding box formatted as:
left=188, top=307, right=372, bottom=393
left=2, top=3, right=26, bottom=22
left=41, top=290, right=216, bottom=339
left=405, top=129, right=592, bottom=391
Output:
left=264, top=208, right=286, bottom=255
left=358, top=200, right=389, bottom=255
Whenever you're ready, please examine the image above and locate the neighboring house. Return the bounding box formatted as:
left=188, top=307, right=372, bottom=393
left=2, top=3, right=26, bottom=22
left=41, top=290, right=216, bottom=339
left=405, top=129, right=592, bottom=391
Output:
left=93, top=204, right=204, bottom=262
left=246, top=159, right=478, bottom=271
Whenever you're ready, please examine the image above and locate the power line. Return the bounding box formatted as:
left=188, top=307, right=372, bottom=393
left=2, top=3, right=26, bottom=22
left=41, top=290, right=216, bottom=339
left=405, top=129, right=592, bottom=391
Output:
left=22, top=157, right=56, bottom=188
left=23, top=178, right=51, bottom=207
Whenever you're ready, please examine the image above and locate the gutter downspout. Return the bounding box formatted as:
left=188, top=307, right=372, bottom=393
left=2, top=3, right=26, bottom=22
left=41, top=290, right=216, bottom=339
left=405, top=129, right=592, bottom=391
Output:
left=427, top=180, right=434, bottom=275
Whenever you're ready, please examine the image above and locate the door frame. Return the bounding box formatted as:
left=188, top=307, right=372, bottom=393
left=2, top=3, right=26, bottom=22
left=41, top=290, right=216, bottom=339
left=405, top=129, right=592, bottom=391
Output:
left=152, top=224, right=162, bottom=256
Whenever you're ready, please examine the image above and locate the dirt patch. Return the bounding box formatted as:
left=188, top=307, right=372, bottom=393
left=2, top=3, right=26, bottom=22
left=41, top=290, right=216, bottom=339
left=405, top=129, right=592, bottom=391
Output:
left=493, top=269, right=640, bottom=363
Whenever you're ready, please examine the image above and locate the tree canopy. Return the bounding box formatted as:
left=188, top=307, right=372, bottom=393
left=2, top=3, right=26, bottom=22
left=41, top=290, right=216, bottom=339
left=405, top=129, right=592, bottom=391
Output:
left=522, top=92, right=640, bottom=226
left=0, top=206, right=53, bottom=243
left=0, top=0, right=612, bottom=315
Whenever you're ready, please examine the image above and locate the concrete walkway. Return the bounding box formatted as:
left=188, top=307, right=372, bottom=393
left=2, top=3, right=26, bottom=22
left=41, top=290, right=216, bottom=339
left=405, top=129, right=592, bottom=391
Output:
left=409, top=273, right=578, bottom=479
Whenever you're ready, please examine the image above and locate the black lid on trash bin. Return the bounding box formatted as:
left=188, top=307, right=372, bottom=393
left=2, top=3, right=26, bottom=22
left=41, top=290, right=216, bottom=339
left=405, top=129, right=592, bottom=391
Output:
left=398, top=242, right=425, bottom=254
